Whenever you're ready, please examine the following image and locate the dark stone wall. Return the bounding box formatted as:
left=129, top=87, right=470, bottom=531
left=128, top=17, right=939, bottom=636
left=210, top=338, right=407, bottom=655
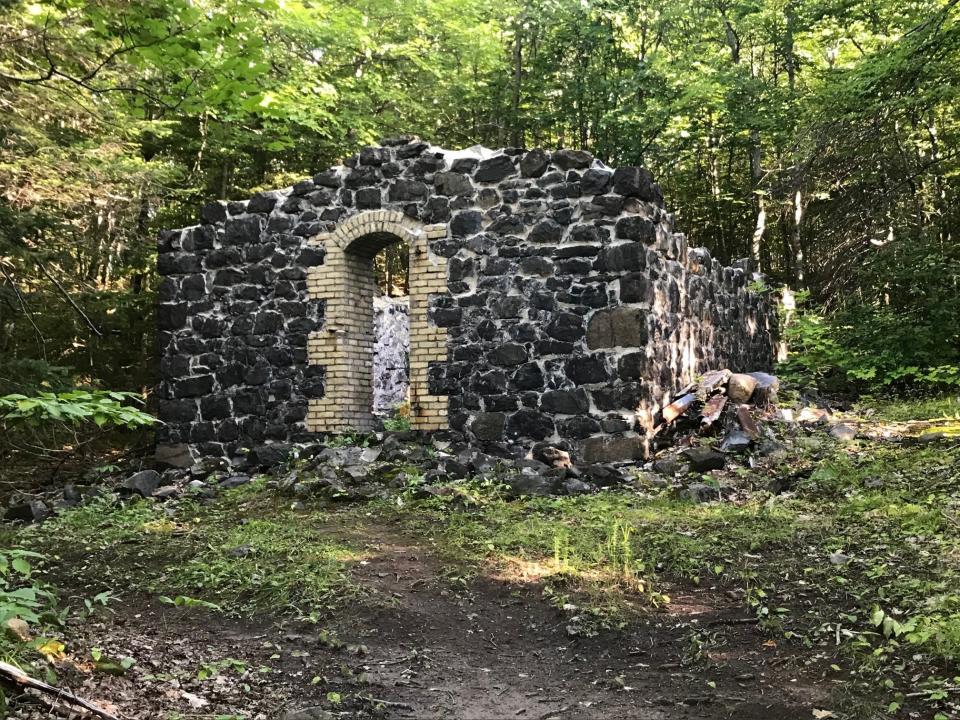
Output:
left=156, top=196, right=325, bottom=461
left=157, top=137, right=775, bottom=465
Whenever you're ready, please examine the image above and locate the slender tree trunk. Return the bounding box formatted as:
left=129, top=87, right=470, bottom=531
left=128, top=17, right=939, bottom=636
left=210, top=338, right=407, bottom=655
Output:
left=789, top=188, right=805, bottom=286
left=752, top=202, right=766, bottom=272
left=219, top=159, right=231, bottom=200
left=511, top=28, right=523, bottom=148
left=749, top=130, right=763, bottom=271
left=785, top=3, right=797, bottom=92
left=785, top=0, right=804, bottom=285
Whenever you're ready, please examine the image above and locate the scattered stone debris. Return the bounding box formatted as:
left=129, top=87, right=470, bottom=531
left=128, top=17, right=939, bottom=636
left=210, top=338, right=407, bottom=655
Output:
left=638, top=367, right=867, bottom=503
left=4, top=500, right=51, bottom=523
left=5, top=367, right=903, bottom=523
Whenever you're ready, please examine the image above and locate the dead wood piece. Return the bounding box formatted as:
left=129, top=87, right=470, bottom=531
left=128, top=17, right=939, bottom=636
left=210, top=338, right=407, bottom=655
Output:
left=358, top=695, right=415, bottom=710
left=700, top=395, right=728, bottom=428
left=37, top=262, right=102, bottom=336
left=697, top=369, right=731, bottom=396
left=662, top=393, right=697, bottom=424
left=705, top=616, right=760, bottom=627
left=0, top=660, right=121, bottom=720
left=736, top=405, right=759, bottom=437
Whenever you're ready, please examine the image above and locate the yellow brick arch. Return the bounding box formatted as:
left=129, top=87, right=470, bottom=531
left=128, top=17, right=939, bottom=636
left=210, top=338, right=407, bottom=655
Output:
left=305, top=210, right=450, bottom=433
left=330, top=209, right=421, bottom=253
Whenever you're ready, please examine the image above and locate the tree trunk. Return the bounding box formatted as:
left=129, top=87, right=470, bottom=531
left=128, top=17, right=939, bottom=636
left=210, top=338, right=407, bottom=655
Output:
left=749, top=130, right=763, bottom=271
left=789, top=188, right=805, bottom=286
left=511, top=27, right=523, bottom=148
left=785, top=3, right=797, bottom=92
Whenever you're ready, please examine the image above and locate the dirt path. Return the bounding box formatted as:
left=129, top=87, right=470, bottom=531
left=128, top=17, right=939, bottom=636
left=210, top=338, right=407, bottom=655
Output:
left=326, top=525, right=828, bottom=720
left=7, top=519, right=831, bottom=720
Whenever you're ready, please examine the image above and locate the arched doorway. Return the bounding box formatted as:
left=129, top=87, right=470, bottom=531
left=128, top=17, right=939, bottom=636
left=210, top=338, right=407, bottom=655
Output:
left=305, top=210, right=450, bottom=432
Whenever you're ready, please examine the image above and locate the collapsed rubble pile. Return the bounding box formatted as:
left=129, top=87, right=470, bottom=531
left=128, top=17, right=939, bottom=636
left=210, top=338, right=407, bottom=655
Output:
left=6, top=367, right=896, bottom=523
left=649, top=368, right=782, bottom=467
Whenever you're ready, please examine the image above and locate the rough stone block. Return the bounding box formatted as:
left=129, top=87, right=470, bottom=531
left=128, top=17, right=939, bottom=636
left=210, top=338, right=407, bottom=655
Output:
left=581, top=435, right=644, bottom=463
left=586, top=307, right=648, bottom=349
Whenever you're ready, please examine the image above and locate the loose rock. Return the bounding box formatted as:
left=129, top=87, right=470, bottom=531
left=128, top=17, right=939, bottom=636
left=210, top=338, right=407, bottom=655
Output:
left=727, top=373, right=758, bottom=404
left=829, top=423, right=857, bottom=442
left=122, top=470, right=161, bottom=498
left=682, top=447, right=726, bottom=472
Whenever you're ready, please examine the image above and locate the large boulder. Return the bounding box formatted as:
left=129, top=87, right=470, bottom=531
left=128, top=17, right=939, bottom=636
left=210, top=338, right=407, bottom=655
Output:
left=122, top=470, right=161, bottom=498
left=726, top=373, right=758, bottom=404
left=154, top=443, right=196, bottom=468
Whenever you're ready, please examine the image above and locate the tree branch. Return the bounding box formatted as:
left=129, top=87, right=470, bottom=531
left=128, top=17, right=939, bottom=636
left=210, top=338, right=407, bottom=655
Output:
left=36, top=262, right=102, bottom=337
left=0, top=262, right=47, bottom=357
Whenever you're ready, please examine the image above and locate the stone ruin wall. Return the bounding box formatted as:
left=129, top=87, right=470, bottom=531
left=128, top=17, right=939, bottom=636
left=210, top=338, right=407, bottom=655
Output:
left=156, top=137, right=776, bottom=466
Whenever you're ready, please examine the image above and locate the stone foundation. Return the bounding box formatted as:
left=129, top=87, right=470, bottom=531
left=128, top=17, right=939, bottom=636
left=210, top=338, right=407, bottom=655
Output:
left=157, top=138, right=776, bottom=465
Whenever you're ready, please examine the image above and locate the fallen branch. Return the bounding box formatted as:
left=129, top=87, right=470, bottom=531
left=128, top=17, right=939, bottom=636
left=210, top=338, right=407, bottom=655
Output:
left=37, top=261, right=103, bottom=336
left=0, top=660, right=121, bottom=720
left=704, top=616, right=760, bottom=627
left=662, top=393, right=697, bottom=424
left=0, top=261, right=47, bottom=355
left=357, top=694, right=415, bottom=710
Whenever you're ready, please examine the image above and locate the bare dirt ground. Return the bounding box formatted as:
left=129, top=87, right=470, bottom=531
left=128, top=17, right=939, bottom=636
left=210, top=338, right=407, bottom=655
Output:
left=7, top=520, right=833, bottom=720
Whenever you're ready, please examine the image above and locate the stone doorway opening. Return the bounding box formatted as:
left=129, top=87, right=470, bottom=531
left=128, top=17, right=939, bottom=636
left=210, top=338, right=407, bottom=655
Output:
left=373, top=241, right=410, bottom=416
left=304, top=209, right=450, bottom=434
left=313, top=229, right=408, bottom=431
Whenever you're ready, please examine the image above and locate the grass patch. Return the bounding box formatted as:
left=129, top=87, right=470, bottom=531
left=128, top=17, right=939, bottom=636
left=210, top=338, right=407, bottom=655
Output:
left=21, top=481, right=364, bottom=618
left=861, top=393, right=960, bottom=422
left=381, top=490, right=799, bottom=598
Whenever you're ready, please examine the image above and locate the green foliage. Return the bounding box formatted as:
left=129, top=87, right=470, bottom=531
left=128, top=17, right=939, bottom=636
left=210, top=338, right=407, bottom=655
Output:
left=159, top=595, right=223, bottom=612
left=0, top=549, right=54, bottom=627
left=780, top=291, right=960, bottom=392
left=196, top=657, right=246, bottom=682
left=0, top=387, right=156, bottom=463
left=382, top=403, right=411, bottom=432
left=0, top=0, right=956, bottom=399
left=0, top=359, right=72, bottom=395
left=0, top=390, right=157, bottom=429
left=326, top=431, right=373, bottom=448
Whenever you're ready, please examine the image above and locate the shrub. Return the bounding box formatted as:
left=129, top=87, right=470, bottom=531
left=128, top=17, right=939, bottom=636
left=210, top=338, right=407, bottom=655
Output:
left=779, top=292, right=960, bottom=393
left=0, top=390, right=157, bottom=429
left=0, top=389, right=157, bottom=460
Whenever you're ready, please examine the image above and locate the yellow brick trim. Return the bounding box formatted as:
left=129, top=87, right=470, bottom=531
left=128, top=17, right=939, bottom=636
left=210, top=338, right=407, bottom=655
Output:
left=305, top=211, right=450, bottom=433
